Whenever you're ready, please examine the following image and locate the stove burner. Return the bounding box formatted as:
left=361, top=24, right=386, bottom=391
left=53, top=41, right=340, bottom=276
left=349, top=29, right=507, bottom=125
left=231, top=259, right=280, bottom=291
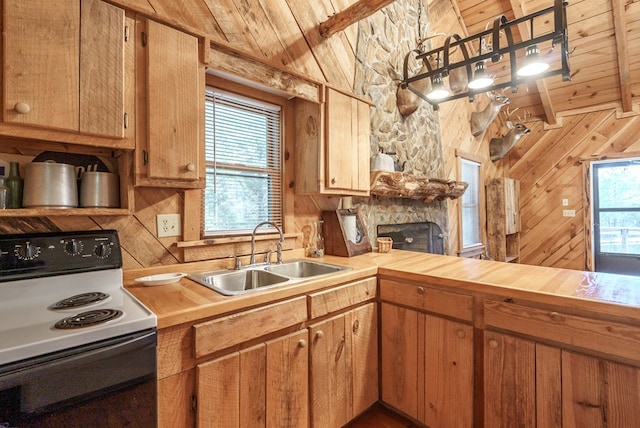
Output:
left=54, top=309, right=123, bottom=329
left=50, top=292, right=110, bottom=309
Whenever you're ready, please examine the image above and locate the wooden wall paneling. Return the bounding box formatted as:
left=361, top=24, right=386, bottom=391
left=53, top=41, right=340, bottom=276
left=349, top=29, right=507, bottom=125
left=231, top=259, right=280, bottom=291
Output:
left=232, top=0, right=300, bottom=67
left=0, top=217, right=60, bottom=235
left=94, top=214, right=181, bottom=268
left=283, top=0, right=355, bottom=88
left=255, top=0, right=326, bottom=80
left=144, top=0, right=223, bottom=37
left=206, top=0, right=263, bottom=52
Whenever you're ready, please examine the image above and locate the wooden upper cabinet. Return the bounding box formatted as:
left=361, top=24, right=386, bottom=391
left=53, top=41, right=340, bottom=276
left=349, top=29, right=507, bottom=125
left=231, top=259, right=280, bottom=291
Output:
left=136, top=19, right=204, bottom=187
left=294, top=86, right=371, bottom=196
left=3, top=0, right=126, bottom=138
left=325, top=87, right=370, bottom=194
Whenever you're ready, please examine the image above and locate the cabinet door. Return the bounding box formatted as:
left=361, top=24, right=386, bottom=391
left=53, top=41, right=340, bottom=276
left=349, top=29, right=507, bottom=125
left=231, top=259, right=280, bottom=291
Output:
left=348, top=303, right=379, bottom=418
left=484, top=331, right=536, bottom=428
left=325, top=88, right=370, bottom=194
left=310, top=315, right=348, bottom=427
left=158, top=370, right=195, bottom=428
left=380, top=303, right=420, bottom=420
left=4, top=0, right=80, bottom=130
left=562, top=351, right=640, bottom=428
left=265, top=329, right=309, bottom=427
left=197, top=352, right=241, bottom=428
left=3, top=0, right=125, bottom=137
left=145, top=20, right=202, bottom=182
left=424, top=315, right=473, bottom=428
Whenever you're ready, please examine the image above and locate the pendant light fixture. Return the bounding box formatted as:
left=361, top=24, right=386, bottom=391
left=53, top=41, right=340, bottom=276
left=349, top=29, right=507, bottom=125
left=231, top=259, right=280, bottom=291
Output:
left=468, top=38, right=494, bottom=90
left=400, top=0, right=570, bottom=110
left=517, top=44, right=550, bottom=77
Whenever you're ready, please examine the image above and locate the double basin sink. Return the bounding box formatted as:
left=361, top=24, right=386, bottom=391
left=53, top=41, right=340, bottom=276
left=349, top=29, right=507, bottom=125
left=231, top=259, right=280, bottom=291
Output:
left=187, top=259, right=351, bottom=296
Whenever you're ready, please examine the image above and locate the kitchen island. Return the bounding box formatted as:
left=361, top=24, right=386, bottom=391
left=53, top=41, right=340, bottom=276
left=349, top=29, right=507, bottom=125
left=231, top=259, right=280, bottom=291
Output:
left=125, top=250, right=640, bottom=427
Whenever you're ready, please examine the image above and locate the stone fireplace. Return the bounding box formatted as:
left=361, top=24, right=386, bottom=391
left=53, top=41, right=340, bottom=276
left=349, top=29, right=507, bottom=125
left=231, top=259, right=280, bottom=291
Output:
left=351, top=0, right=451, bottom=253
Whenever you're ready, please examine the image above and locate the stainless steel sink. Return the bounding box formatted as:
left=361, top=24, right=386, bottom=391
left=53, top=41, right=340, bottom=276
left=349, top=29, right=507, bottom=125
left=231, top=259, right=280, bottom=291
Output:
left=188, top=269, right=290, bottom=296
left=187, top=260, right=351, bottom=296
left=265, top=260, right=348, bottom=278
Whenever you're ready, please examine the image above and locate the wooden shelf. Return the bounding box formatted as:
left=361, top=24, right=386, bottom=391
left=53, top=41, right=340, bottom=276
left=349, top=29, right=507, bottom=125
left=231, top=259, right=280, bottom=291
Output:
left=370, top=171, right=468, bottom=202
left=0, top=208, right=131, bottom=217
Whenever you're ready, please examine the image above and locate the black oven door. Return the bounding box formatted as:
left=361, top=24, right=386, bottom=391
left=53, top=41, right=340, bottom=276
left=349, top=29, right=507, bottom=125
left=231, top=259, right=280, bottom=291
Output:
left=0, top=329, right=157, bottom=428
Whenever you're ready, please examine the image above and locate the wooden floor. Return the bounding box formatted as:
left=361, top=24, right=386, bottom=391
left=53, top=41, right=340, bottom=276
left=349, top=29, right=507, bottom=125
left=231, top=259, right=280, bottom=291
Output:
left=346, top=403, right=421, bottom=428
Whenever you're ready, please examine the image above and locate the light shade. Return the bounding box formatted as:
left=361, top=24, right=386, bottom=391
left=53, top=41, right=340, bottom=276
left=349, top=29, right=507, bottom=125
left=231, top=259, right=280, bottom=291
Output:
left=467, top=61, right=494, bottom=89
left=517, top=44, right=549, bottom=77
left=426, top=74, right=450, bottom=100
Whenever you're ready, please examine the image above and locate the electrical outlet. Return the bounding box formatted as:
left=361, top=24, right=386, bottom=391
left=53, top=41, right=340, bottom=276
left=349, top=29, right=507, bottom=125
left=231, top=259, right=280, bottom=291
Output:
left=562, top=209, right=576, bottom=217
left=157, top=214, right=182, bottom=237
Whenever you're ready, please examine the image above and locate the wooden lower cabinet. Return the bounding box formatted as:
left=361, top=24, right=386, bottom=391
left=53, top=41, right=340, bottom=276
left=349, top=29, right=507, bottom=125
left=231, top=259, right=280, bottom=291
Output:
left=484, top=330, right=640, bottom=428
left=380, top=302, right=474, bottom=427
left=309, top=302, right=378, bottom=427
left=196, top=329, right=309, bottom=428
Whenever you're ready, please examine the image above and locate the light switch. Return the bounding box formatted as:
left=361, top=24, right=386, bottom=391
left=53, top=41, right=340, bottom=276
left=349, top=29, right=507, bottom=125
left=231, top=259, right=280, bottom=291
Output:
left=562, top=209, right=575, bottom=217
left=562, top=198, right=569, bottom=206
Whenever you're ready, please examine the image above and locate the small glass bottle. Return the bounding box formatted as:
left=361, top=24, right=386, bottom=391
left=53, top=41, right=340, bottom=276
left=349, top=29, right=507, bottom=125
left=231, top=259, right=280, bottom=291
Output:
left=6, top=162, right=23, bottom=209
left=0, top=177, right=8, bottom=209
left=312, top=220, right=325, bottom=257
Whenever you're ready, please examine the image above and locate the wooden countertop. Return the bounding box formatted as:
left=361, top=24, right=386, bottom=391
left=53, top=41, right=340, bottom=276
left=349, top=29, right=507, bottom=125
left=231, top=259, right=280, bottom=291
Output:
left=124, top=250, right=640, bottom=329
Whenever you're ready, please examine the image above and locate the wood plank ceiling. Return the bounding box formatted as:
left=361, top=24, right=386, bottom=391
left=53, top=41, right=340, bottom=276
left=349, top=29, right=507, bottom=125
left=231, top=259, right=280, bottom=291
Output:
left=129, top=0, right=639, bottom=124
left=454, top=0, right=640, bottom=124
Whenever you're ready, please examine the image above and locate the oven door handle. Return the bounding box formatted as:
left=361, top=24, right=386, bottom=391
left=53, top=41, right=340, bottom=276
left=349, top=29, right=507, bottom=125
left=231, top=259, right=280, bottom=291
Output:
left=0, top=329, right=156, bottom=390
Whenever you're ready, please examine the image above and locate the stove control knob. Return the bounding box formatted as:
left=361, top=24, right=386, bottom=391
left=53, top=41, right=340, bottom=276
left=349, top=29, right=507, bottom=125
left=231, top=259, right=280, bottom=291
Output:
left=64, top=239, right=84, bottom=256
left=94, top=242, right=112, bottom=259
left=15, top=241, right=41, bottom=261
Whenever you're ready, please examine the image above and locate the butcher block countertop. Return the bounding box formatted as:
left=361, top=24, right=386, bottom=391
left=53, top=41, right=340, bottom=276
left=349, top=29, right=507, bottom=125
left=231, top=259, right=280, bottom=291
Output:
left=124, top=250, right=640, bottom=329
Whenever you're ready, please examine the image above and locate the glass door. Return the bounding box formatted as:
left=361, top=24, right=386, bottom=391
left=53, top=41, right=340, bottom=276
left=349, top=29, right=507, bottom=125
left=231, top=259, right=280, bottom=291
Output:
left=592, top=159, right=640, bottom=275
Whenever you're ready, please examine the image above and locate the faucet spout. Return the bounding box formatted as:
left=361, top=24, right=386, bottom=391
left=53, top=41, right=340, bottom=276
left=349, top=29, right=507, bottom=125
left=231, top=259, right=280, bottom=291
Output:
left=250, top=221, right=285, bottom=265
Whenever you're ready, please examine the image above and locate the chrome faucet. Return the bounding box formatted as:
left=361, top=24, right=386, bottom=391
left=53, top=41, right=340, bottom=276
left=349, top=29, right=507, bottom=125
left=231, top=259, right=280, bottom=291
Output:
left=250, top=221, right=285, bottom=265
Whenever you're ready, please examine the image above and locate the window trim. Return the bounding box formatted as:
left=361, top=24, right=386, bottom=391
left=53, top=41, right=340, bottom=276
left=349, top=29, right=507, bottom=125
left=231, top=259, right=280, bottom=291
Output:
left=456, top=150, right=485, bottom=258
left=203, top=87, right=283, bottom=237
left=183, top=73, right=294, bottom=246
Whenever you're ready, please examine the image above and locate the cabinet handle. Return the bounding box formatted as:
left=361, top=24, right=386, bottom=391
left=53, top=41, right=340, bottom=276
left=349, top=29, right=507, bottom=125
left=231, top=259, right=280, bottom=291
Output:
left=186, top=163, right=196, bottom=172
left=488, top=339, right=499, bottom=349
left=549, top=312, right=563, bottom=322
left=315, top=331, right=324, bottom=339
left=297, top=339, right=307, bottom=348
left=456, top=329, right=466, bottom=339
left=416, top=287, right=425, bottom=295
left=14, top=102, right=30, bottom=114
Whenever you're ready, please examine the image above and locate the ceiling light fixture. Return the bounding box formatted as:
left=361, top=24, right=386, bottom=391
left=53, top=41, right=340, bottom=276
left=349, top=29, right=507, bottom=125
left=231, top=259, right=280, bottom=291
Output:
left=468, top=60, right=494, bottom=89
left=427, top=73, right=450, bottom=100
left=517, top=45, right=550, bottom=77
left=400, top=0, right=570, bottom=110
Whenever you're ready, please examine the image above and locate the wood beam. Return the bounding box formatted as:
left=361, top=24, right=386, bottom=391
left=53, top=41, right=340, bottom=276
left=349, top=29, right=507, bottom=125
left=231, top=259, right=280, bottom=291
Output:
left=611, top=0, right=633, bottom=112
left=319, top=0, right=396, bottom=38
left=509, top=0, right=558, bottom=126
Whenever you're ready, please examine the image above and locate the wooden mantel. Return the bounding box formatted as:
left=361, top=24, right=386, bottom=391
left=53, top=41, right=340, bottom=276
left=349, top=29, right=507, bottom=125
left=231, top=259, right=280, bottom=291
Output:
left=370, top=171, right=468, bottom=202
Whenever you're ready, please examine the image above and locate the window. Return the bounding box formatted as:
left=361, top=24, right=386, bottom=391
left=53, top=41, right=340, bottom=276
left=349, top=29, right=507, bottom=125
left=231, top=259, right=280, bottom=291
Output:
left=457, top=151, right=484, bottom=258
left=591, top=158, right=640, bottom=275
left=203, top=87, right=283, bottom=236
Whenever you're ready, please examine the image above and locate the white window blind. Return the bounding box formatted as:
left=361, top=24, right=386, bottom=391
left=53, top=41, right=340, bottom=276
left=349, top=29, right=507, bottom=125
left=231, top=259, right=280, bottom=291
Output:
left=203, top=88, right=283, bottom=236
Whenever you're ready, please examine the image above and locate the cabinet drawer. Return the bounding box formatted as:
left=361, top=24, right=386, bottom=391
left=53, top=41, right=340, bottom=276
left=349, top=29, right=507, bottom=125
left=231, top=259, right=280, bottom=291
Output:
left=308, top=277, right=377, bottom=318
left=193, top=296, right=307, bottom=358
left=380, top=279, right=473, bottom=322
left=484, top=299, right=640, bottom=363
